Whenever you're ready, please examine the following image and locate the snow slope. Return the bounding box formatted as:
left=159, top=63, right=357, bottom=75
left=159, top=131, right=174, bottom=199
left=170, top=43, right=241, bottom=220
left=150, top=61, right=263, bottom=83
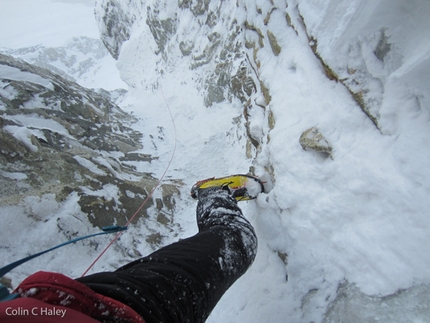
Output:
left=1, top=0, right=430, bottom=322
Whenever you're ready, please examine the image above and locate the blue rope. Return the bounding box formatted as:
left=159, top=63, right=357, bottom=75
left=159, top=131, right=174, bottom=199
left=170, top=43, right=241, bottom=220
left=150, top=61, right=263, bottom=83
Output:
left=0, top=225, right=127, bottom=301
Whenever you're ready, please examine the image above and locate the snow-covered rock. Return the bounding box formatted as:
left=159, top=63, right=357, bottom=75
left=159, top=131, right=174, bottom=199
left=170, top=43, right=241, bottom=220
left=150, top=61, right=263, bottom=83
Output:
left=93, top=0, right=430, bottom=322
left=2, top=0, right=430, bottom=322
left=300, top=126, right=333, bottom=159
left=0, top=53, right=181, bottom=279
left=298, top=0, right=430, bottom=134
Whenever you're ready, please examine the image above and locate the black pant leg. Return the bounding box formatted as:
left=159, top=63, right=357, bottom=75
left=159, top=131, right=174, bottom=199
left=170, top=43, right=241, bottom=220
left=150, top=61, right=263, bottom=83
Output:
left=77, top=190, right=257, bottom=323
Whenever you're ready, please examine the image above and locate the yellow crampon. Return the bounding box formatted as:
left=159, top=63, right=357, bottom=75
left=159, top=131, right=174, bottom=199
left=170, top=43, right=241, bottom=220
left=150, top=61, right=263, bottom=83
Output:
left=191, top=174, right=264, bottom=201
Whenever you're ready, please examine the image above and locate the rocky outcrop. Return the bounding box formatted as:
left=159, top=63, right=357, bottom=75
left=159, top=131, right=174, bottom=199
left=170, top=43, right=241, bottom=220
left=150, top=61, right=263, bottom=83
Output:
left=296, top=1, right=430, bottom=134
left=95, top=1, right=253, bottom=106
left=300, top=127, right=333, bottom=159
left=0, top=53, right=179, bottom=232
left=94, top=1, right=141, bottom=60
left=94, top=0, right=278, bottom=179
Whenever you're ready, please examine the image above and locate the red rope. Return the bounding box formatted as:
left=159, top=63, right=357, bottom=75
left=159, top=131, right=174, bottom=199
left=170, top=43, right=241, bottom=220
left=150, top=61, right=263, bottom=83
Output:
left=81, top=87, right=177, bottom=277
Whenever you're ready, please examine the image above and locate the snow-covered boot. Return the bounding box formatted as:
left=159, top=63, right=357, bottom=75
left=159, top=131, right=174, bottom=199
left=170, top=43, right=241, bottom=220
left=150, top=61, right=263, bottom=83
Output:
left=190, top=174, right=264, bottom=201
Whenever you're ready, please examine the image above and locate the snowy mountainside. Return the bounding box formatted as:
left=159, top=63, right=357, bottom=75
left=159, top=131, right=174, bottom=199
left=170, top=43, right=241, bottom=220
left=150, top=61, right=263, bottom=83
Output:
left=0, top=0, right=429, bottom=322
left=4, top=36, right=126, bottom=91
left=95, top=0, right=430, bottom=322
left=0, top=52, right=181, bottom=283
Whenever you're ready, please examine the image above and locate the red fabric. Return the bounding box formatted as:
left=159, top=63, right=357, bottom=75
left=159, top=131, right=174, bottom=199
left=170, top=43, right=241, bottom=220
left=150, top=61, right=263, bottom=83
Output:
left=0, top=271, right=145, bottom=323
left=0, top=297, right=100, bottom=322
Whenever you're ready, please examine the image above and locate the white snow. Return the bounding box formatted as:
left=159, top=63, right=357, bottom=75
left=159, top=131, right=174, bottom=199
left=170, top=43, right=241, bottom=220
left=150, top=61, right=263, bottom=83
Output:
left=0, top=192, right=103, bottom=282
left=73, top=156, right=107, bottom=176
left=3, top=125, right=41, bottom=152
left=79, top=184, right=122, bottom=207
left=0, top=171, right=27, bottom=181
left=0, top=65, right=54, bottom=89
left=1, top=0, right=430, bottom=322
left=3, top=113, right=75, bottom=152
left=4, top=114, right=72, bottom=137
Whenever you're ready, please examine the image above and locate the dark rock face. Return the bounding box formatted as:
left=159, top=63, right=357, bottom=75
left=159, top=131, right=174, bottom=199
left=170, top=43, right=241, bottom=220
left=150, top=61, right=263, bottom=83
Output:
left=0, top=53, right=178, bottom=230
left=93, top=0, right=277, bottom=169
left=95, top=0, right=141, bottom=60
left=95, top=0, right=256, bottom=108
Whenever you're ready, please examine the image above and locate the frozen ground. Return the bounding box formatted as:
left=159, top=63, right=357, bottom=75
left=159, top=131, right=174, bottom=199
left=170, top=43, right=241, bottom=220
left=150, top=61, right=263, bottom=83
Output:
left=1, top=0, right=430, bottom=322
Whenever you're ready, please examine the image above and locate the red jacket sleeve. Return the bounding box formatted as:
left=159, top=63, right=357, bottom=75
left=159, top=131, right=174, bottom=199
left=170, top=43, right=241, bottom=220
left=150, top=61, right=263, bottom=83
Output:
left=0, top=297, right=100, bottom=322
left=1, top=271, right=145, bottom=323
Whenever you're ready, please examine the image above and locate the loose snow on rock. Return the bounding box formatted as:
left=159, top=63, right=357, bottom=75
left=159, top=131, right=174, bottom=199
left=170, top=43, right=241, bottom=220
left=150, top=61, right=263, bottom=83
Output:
left=1, top=1, right=430, bottom=322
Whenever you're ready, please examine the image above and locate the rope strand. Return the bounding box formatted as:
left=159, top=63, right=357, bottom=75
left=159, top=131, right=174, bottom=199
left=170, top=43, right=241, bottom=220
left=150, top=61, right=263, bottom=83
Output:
left=81, top=87, right=177, bottom=277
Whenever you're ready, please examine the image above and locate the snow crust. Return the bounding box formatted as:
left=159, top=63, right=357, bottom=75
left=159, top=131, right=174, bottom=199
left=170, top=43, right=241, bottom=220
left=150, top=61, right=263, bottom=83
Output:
left=0, top=65, right=54, bottom=89
left=298, top=0, right=430, bottom=135
left=1, top=0, right=430, bottom=322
